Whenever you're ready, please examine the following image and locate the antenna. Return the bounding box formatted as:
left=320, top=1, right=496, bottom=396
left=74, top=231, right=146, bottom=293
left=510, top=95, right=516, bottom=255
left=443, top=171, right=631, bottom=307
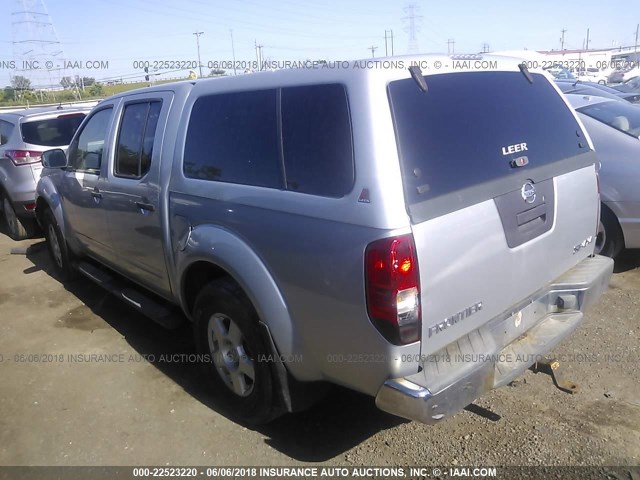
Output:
left=11, top=0, right=64, bottom=92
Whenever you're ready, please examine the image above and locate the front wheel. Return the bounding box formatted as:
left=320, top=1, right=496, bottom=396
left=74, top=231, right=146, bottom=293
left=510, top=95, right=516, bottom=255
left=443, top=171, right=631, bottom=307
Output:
left=193, top=278, right=279, bottom=424
left=43, top=208, right=77, bottom=281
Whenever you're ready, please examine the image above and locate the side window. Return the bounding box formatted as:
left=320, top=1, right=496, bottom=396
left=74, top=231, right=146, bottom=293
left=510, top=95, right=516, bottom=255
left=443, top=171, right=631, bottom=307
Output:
left=67, top=108, right=113, bottom=172
left=281, top=84, right=354, bottom=197
left=0, top=120, right=14, bottom=145
left=115, top=101, right=162, bottom=178
left=183, top=90, right=281, bottom=188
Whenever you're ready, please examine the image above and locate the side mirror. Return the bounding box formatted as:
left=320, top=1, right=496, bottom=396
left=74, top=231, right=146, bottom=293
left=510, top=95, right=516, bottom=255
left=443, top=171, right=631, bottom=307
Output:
left=42, top=149, right=68, bottom=169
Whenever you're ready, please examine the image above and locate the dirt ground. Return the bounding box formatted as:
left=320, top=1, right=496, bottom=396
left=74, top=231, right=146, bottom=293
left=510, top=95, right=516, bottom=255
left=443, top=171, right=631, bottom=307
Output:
left=0, top=223, right=638, bottom=471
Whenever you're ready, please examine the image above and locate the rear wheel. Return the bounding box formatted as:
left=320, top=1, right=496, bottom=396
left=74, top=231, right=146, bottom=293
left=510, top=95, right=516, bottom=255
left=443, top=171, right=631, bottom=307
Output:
left=595, top=205, right=624, bottom=258
left=43, top=208, right=77, bottom=281
left=193, top=278, right=278, bottom=424
left=1, top=195, right=35, bottom=240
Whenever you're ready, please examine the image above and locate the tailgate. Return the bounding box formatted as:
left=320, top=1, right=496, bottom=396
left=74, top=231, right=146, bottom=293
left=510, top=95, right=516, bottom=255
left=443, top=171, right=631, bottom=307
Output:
left=411, top=165, right=598, bottom=356
left=387, top=70, right=599, bottom=355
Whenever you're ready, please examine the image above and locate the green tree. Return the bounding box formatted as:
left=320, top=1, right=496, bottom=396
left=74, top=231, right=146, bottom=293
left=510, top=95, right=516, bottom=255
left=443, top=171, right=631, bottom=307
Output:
left=88, top=82, right=104, bottom=96
left=208, top=68, right=226, bottom=77
left=60, top=76, right=74, bottom=89
left=11, top=75, right=31, bottom=91
left=3, top=87, right=16, bottom=101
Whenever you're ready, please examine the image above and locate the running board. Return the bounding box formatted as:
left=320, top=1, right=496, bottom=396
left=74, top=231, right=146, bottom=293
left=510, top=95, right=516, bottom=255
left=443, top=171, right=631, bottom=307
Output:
left=75, top=261, right=184, bottom=330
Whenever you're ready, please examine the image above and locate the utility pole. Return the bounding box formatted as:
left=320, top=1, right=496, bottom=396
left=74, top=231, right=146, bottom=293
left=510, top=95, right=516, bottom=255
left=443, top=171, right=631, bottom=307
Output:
left=193, top=31, right=204, bottom=78
left=385, top=30, right=388, bottom=56
left=11, top=0, right=64, bottom=90
left=447, top=38, right=455, bottom=54
left=384, top=30, right=395, bottom=56
left=561, top=28, right=567, bottom=50
left=585, top=28, right=590, bottom=51
left=369, top=45, right=378, bottom=58
left=230, top=29, right=237, bottom=75
left=254, top=40, right=264, bottom=71
left=482, top=43, right=490, bottom=53
left=635, top=24, right=639, bottom=60
left=403, top=4, right=422, bottom=54
left=391, top=29, right=394, bottom=55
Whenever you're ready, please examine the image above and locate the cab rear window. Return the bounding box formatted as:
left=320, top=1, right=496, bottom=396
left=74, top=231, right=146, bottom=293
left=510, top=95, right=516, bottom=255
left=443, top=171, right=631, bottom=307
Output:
left=21, top=114, right=86, bottom=147
left=388, top=71, right=585, bottom=205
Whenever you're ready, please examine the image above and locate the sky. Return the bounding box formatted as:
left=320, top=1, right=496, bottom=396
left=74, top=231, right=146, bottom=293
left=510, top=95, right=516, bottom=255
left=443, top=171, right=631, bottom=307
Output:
left=1, top=0, right=639, bottom=88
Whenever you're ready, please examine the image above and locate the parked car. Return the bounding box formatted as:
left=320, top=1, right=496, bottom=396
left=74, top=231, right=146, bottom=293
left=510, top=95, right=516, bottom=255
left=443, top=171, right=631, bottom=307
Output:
left=0, top=105, right=90, bottom=239
left=543, top=64, right=576, bottom=80
left=612, top=76, right=640, bottom=94
left=576, top=67, right=608, bottom=85
left=607, top=69, right=626, bottom=84
left=36, top=55, right=612, bottom=425
left=566, top=94, right=640, bottom=257
left=555, top=79, right=640, bottom=104
left=622, top=66, right=640, bottom=82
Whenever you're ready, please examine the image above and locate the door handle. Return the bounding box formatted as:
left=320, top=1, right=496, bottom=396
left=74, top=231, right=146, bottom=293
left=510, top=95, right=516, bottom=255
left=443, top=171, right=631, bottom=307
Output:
left=91, top=189, right=102, bottom=199
left=135, top=201, right=155, bottom=212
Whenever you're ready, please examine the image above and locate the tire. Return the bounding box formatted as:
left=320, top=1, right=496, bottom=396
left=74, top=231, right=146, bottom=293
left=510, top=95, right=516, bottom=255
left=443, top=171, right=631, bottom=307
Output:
left=42, top=208, right=77, bottom=281
left=595, top=205, right=624, bottom=258
left=1, top=194, right=35, bottom=241
left=193, top=278, right=278, bottom=424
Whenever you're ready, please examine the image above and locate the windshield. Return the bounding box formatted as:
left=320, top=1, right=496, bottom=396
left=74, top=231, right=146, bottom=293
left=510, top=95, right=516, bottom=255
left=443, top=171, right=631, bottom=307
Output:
left=578, top=101, right=640, bottom=138
left=20, top=114, right=86, bottom=147
left=626, top=77, right=640, bottom=89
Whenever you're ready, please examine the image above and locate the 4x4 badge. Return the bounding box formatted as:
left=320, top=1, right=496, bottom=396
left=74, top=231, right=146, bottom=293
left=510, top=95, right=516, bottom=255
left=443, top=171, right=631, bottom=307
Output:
left=521, top=182, right=536, bottom=204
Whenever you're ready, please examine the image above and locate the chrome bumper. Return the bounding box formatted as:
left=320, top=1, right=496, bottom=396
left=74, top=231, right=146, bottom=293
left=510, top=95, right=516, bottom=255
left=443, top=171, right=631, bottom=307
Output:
left=375, top=255, right=614, bottom=424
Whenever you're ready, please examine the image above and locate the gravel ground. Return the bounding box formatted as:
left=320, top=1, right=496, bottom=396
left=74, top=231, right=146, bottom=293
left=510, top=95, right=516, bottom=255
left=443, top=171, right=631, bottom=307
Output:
left=0, top=224, right=638, bottom=474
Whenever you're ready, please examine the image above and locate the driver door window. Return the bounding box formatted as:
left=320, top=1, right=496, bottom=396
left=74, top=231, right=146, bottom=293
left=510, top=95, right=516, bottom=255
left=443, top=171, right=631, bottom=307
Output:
left=68, top=108, right=113, bottom=172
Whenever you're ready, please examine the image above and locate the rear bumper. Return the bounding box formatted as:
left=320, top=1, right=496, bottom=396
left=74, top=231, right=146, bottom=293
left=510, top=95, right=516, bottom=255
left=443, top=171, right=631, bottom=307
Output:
left=375, top=255, right=613, bottom=424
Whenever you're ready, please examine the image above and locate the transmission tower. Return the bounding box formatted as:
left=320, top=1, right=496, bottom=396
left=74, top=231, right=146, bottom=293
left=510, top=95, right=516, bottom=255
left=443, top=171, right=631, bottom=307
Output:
left=11, top=0, right=64, bottom=91
left=403, top=3, right=422, bottom=54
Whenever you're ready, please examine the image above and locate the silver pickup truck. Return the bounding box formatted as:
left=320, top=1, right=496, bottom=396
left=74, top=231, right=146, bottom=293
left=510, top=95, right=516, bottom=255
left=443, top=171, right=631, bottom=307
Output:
left=36, top=55, right=613, bottom=425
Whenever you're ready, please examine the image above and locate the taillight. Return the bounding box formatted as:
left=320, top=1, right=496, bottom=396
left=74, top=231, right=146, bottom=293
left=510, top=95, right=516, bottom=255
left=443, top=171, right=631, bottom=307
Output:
left=5, top=150, right=42, bottom=166
left=365, top=234, right=421, bottom=345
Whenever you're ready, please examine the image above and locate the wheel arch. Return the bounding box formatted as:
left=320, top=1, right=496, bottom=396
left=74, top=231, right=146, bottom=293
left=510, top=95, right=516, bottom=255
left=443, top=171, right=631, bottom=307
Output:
left=176, top=224, right=303, bottom=376
left=35, top=176, right=66, bottom=239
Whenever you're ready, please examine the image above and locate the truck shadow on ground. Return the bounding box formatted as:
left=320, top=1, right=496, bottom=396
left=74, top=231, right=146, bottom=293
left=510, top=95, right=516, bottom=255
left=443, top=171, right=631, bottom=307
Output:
left=613, top=249, right=640, bottom=273
left=20, top=235, right=405, bottom=462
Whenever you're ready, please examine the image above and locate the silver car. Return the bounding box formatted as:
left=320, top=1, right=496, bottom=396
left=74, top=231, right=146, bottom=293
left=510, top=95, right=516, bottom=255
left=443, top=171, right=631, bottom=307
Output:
left=0, top=106, right=90, bottom=239
left=567, top=94, right=640, bottom=257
